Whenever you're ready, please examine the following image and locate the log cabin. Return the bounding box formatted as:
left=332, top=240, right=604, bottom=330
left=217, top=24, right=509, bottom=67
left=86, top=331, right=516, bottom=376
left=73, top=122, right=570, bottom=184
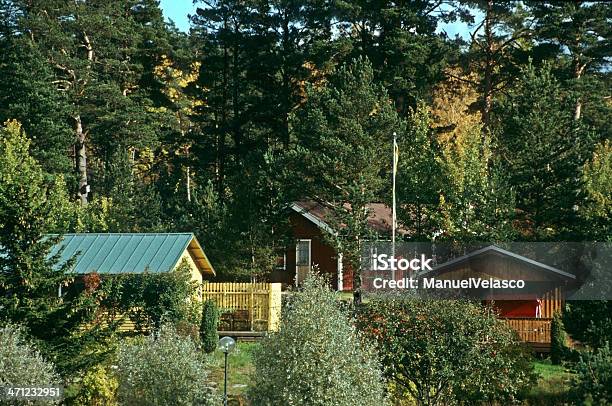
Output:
left=269, top=200, right=407, bottom=290
left=49, top=233, right=215, bottom=282
left=50, top=233, right=215, bottom=300
left=419, top=245, right=577, bottom=351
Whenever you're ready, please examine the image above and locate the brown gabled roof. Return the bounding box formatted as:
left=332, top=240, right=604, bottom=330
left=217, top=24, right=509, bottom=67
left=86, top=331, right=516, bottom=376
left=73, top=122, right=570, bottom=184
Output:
left=424, top=245, right=575, bottom=280
left=291, top=200, right=409, bottom=236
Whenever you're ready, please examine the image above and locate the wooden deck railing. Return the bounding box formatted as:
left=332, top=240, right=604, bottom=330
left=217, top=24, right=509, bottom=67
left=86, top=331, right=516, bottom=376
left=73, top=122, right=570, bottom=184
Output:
left=501, top=317, right=551, bottom=343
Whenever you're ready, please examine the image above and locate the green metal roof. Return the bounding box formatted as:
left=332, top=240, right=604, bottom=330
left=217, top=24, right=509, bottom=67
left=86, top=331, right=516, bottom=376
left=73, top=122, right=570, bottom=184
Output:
left=48, top=233, right=211, bottom=275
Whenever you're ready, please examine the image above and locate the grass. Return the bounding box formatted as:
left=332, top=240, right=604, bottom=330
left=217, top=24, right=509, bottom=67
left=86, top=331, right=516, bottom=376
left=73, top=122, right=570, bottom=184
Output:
left=533, top=360, right=572, bottom=381
left=208, top=341, right=258, bottom=403
left=524, top=360, right=574, bottom=405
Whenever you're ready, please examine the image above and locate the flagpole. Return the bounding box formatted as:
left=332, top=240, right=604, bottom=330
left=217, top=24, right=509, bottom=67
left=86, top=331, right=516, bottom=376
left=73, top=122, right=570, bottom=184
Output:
left=392, top=132, right=397, bottom=281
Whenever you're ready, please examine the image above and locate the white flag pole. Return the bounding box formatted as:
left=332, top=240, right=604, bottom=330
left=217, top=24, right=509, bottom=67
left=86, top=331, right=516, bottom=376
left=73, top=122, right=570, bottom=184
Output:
left=392, top=132, right=397, bottom=281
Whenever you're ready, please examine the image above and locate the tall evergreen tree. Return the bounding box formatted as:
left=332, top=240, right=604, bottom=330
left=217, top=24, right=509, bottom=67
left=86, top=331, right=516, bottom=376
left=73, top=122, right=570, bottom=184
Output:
left=529, top=1, right=611, bottom=121
left=0, top=121, right=97, bottom=374
left=457, top=0, right=532, bottom=131
left=0, top=38, right=73, bottom=176
left=495, top=62, right=595, bottom=239
left=292, top=58, right=401, bottom=304
left=5, top=0, right=182, bottom=207
left=339, top=0, right=454, bottom=114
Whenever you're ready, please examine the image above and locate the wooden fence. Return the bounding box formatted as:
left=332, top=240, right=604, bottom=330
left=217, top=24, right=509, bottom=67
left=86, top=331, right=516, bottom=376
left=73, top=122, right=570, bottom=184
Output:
left=502, top=317, right=552, bottom=344
left=202, top=282, right=282, bottom=332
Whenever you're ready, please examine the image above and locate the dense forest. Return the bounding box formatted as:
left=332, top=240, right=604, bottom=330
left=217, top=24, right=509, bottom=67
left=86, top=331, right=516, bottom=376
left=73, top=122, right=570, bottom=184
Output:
left=0, top=0, right=610, bottom=280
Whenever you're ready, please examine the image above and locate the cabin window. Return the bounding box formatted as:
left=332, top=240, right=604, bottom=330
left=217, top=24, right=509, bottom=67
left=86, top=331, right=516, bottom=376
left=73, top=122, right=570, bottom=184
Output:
left=296, top=239, right=311, bottom=285
left=275, top=253, right=286, bottom=271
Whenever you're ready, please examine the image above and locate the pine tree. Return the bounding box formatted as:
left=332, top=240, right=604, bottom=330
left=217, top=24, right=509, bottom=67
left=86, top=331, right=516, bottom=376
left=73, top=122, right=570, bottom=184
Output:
left=6, top=0, right=182, bottom=206
left=0, top=38, right=73, bottom=176
left=339, top=0, right=454, bottom=114
left=495, top=62, right=595, bottom=239
left=0, top=120, right=97, bottom=374
left=457, top=0, right=532, bottom=131
left=292, top=58, right=401, bottom=304
left=529, top=1, right=611, bottom=121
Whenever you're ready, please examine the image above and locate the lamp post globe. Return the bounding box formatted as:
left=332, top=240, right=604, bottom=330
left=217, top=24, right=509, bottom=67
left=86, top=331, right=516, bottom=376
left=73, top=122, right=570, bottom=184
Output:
left=219, top=336, right=236, bottom=354
left=219, top=336, right=236, bottom=406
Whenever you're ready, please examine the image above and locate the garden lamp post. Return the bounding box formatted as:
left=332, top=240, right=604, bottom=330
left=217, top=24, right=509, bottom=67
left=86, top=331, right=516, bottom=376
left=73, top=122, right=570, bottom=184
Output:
left=218, top=336, right=236, bottom=406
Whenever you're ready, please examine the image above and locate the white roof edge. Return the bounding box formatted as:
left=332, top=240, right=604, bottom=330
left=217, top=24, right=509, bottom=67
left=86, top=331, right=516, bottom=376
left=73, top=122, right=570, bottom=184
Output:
left=290, top=203, right=336, bottom=235
left=428, top=245, right=576, bottom=280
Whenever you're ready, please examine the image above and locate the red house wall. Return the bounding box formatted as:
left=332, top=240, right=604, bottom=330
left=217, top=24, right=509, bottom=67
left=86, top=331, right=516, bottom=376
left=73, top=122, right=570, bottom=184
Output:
left=269, top=212, right=340, bottom=289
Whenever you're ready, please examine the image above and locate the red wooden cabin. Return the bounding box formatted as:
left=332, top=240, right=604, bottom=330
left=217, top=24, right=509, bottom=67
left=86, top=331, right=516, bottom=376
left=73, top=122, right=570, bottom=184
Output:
left=269, top=200, right=405, bottom=290
left=420, top=245, right=576, bottom=351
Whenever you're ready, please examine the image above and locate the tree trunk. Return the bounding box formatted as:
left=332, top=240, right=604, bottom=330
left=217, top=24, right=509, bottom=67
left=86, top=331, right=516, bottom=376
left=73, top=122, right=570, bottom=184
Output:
left=186, top=166, right=191, bottom=202
left=353, top=269, right=362, bottom=306
left=352, top=235, right=363, bottom=306
left=217, top=15, right=229, bottom=199
left=482, top=0, right=494, bottom=132
left=74, top=30, right=94, bottom=205
left=75, top=115, right=88, bottom=205
left=281, top=11, right=291, bottom=149
left=573, top=62, right=585, bottom=121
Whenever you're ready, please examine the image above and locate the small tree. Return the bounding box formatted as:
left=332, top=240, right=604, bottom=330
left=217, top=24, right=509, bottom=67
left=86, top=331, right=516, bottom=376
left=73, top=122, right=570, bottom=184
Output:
left=200, top=299, right=219, bottom=353
left=573, top=343, right=612, bottom=405
left=357, top=298, right=536, bottom=405
left=116, top=324, right=217, bottom=406
left=73, top=364, right=119, bottom=406
left=248, top=273, right=387, bottom=406
left=551, top=311, right=568, bottom=365
left=0, top=324, right=60, bottom=405
left=564, top=301, right=612, bottom=349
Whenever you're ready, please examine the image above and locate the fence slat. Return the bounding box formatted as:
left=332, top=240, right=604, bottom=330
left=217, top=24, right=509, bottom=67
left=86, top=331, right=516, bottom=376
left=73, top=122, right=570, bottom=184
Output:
left=202, top=282, right=281, bottom=332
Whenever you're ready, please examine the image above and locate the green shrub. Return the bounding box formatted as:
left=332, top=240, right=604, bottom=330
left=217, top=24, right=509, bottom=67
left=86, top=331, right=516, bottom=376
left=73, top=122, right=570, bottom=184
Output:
left=101, top=262, right=198, bottom=331
left=115, top=325, right=217, bottom=406
left=73, top=364, right=118, bottom=406
left=551, top=311, right=568, bottom=365
left=248, top=273, right=387, bottom=406
left=564, top=301, right=612, bottom=349
left=572, top=343, right=612, bottom=405
left=357, top=298, right=536, bottom=405
left=0, top=324, right=60, bottom=405
left=200, top=300, right=219, bottom=353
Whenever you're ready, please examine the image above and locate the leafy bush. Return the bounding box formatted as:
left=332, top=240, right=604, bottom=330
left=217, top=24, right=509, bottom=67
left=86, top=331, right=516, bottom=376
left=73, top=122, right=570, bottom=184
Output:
left=72, top=364, right=118, bottom=406
left=200, top=300, right=219, bottom=353
left=357, top=298, right=536, bottom=405
left=100, top=262, right=197, bottom=331
left=248, top=273, right=387, bottom=406
left=115, top=324, right=216, bottom=406
left=564, top=301, right=612, bottom=349
left=572, top=343, right=612, bottom=405
left=0, top=324, right=60, bottom=405
left=551, top=311, right=568, bottom=365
